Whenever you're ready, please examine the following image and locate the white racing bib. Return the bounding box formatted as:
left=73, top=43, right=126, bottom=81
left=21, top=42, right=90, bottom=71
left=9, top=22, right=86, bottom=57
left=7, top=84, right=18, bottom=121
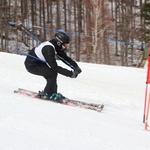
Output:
left=34, top=41, right=55, bottom=62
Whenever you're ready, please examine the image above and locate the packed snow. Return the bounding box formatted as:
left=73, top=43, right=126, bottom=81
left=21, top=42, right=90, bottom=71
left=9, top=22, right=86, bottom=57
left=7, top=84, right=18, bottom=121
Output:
left=0, top=52, right=150, bottom=150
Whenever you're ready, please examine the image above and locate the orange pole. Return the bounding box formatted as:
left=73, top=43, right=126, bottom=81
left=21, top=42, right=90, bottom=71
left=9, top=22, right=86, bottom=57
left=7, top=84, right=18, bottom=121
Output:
left=143, top=84, right=148, bottom=123
left=144, top=42, right=150, bottom=129
left=145, top=92, right=150, bottom=130
left=143, top=43, right=150, bottom=123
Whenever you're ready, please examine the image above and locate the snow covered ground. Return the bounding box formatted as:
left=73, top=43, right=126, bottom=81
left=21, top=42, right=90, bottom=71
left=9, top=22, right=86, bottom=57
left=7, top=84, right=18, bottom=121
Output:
left=0, top=52, right=150, bottom=150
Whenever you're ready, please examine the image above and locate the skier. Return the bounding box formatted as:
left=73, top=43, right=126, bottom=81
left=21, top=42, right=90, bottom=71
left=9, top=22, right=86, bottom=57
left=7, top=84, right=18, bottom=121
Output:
left=24, top=30, right=82, bottom=101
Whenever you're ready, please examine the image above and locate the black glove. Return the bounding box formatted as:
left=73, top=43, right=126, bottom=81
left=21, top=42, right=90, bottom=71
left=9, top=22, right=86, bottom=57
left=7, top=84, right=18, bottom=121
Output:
left=70, top=66, right=82, bottom=78
left=74, top=66, right=82, bottom=74
left=70, top=70, right=78, bottom=78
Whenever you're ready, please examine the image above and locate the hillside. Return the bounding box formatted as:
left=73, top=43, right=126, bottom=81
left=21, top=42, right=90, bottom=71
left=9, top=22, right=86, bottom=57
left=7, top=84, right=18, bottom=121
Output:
left=0, top=52, right=149, bottom=150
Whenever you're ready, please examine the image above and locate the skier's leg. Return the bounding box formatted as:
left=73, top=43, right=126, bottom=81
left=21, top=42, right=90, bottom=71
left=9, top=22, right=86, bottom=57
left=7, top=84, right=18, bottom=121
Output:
left=44, top=73, right=58, bottom=96
left=25, top=64, right=58, bottom=96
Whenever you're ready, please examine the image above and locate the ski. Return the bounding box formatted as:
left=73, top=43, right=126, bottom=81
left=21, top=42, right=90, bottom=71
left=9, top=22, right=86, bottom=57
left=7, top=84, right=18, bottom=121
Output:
left=14, top=88, right=104, bottom=112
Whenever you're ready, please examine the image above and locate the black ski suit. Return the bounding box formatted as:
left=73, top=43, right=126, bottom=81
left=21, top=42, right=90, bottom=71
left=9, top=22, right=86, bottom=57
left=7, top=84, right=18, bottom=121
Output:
left=24, top=39, right=79, bottom=96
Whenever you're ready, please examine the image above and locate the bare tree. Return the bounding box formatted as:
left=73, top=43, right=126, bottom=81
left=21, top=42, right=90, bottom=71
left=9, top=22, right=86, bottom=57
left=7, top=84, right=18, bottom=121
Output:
left=84, top=0, right=110, bottom=63
left=0, top=0, right=147, bottom=67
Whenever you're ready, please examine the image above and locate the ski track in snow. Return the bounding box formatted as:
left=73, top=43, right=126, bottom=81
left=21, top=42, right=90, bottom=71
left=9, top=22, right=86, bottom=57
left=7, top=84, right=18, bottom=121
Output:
left=0, top=52, right=150, bottom=150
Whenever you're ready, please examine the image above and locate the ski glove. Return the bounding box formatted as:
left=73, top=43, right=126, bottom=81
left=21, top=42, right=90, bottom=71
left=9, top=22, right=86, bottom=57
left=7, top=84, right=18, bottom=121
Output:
left=74, top=66, right=82, bottom=74
left=70, top=66, right=82, bottom=78
left=70, top=70, right=78, bottom=78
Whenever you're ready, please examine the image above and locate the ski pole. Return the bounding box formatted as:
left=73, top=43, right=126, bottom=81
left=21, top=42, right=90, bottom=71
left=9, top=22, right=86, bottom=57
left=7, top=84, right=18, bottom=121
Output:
left=7, top=21, right=75, bottom=70
left=8, top=46, right=46, bottom=63
left=20, top=25, right=42, bottom=44
left=19, top=27, right=75, bottom=69
left=56, top=54, right=75, bottom=70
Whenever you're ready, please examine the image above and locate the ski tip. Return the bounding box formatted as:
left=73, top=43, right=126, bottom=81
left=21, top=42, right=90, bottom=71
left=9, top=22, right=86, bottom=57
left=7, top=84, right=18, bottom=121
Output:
left=14, top=90, right=18, bottom=93
left=101, top=105, right=104, bottom=110
left=97, top=105, right=104, bottom=112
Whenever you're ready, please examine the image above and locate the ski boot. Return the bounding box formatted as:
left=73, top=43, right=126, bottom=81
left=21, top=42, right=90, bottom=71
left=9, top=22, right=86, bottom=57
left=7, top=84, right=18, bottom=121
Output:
left=49, top=93, right=66, bottom=103
left=36, top=91, right=50, bottom=100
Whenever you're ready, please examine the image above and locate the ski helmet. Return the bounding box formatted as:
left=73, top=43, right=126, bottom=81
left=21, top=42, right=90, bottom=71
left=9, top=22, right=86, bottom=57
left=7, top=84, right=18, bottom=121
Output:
left=55, top=30, right=70, bottom=45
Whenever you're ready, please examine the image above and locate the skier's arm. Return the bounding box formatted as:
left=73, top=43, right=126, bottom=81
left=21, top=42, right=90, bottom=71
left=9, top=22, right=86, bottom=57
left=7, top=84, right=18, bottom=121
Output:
left=42, top=46, right=72, bottom=77
left=57, top=51, right=82, bottom=74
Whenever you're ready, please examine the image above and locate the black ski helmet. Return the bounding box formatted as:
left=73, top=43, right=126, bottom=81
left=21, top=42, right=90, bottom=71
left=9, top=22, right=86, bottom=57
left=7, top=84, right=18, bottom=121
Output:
left=55, top=30, right=70, bottom=46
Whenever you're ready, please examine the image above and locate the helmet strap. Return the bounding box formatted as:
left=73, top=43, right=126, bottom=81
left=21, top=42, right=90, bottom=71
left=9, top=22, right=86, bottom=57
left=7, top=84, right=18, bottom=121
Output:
left=57, top=41, right=61, bottom=46
left=57, top=41, right=64, bottom=50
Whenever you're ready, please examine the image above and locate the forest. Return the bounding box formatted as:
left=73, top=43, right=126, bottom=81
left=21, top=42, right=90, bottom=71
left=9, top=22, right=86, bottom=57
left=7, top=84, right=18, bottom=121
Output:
left=0, top=0, right=150, bottom=67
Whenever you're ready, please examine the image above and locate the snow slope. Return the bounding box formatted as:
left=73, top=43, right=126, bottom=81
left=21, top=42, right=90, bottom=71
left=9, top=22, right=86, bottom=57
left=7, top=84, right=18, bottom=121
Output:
left=0, top=52, right=150, bottom=150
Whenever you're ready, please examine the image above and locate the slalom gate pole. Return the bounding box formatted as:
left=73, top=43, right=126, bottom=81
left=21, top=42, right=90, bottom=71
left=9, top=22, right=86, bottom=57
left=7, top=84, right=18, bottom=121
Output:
left=144, top=42, right=150, bottom=129
left=145, top=95, right=150, bottom=130
left=143, top=84, right=148, bottom=123
left=143, top=51, right=150, bottom=123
